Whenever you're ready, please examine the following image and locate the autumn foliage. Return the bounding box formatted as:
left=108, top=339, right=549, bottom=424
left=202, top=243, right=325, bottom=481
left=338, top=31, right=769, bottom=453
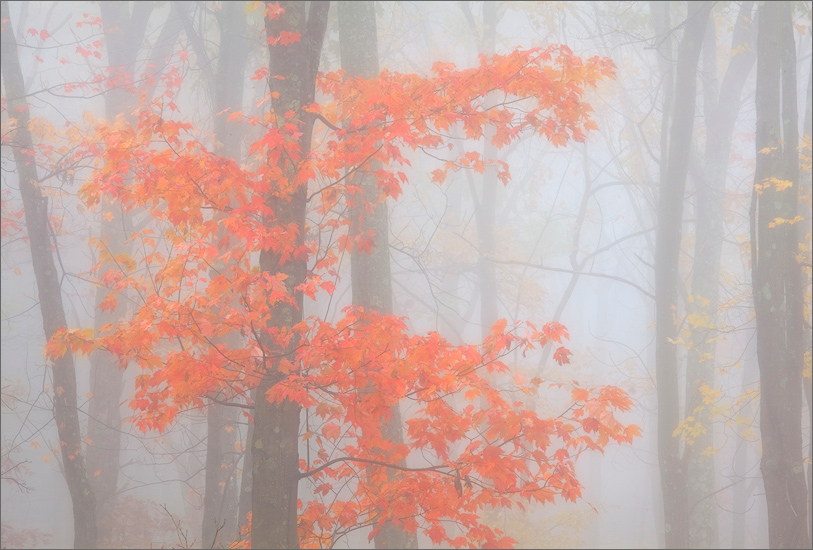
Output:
left=30, top=5, right=640, bottom=547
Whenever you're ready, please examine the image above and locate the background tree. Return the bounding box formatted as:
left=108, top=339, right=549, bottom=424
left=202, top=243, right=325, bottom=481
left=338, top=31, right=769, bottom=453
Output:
left=684, top=3, right=756, bottom=546
left=337, top=2, right=418, bottom=548
left=751, top=2, right=810, bottom=548
left=1, top=3, right=97, bottom=547
left=652, top=2, right=711, bottom=548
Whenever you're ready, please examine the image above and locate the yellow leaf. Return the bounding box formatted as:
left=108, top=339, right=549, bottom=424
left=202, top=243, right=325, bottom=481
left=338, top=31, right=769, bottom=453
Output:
left=30, top=441, right=40, bottom=449
left=43, top=455, right=51, bottom=462
left=94, top=470, right=102, bottom=476
left=768, top=215, right=804, bottom=228
left=115, top=253, right=137, bottom=272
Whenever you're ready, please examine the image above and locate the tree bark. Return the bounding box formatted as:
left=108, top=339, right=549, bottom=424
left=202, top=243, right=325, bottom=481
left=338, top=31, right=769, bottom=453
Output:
left=87, top=5, right=154, bottom=544
left=800, top=38, right=813, bottom=547
left=337, top=2, right=418, bottom=548
left=87, top=6, right=184, bottom=545
left=751, top=3, right=810, bottom=548
left=1, top=3, right=97, bottom=547
left=685, top=4, right=756, bottom=547
left=653, top=3, right=711, bottom=548
left=250, top=3, right=329, bottom=548
left=201, top=3, right=249, bottom=546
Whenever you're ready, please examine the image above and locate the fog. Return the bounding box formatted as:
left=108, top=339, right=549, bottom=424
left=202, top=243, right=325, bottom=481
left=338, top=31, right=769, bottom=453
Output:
left=1, top=2, right=811, bottom=549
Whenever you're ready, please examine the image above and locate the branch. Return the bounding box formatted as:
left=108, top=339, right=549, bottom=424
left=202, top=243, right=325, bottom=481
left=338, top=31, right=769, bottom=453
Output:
left=207, top=395, right=254, bottom=410
left=300, top=456, right=449, bottom=480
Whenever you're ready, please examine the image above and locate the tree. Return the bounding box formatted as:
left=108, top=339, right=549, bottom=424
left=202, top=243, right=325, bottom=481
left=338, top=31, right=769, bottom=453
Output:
left=47, top=2, right=639, bottom=548
left=337, top=1, right=417, bottom=548
left=1, top=3, right=97, bottom=547
left=684, top=3, right=756, bottom=546
left=751, top=2, right=810, bottom=548
left=88, top=5, right=183, bottom=544
left=651, top=2, right=711, bottom=548
left=171, top=2, right=251, bottom=544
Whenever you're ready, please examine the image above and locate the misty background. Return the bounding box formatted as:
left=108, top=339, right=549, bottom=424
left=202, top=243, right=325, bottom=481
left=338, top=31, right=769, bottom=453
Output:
left=1, top=1, right=811, bottom=549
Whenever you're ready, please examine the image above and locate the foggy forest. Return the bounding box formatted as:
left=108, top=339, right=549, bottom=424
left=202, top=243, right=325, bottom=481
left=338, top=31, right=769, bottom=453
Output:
left=1, top=1, right=811, bottom=549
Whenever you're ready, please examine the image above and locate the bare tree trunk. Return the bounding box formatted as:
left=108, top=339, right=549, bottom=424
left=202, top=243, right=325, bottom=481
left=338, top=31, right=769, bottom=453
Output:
left=250, top=3, right=329, bottom=548
left=751, top=3, right=810, bottom=548
left=800, top=41, right=813, bottom=546
left=653, top=3, right=711, bottom=548
left=1, top=4, right=97, bottom=547
left=685, top=4, right=756, bottom=547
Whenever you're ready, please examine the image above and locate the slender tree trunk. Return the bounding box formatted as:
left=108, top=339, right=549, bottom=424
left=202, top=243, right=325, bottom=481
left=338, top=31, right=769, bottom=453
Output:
left=800, top=43, right=813, bottom=547
left=88, top=6, right=183, bottom=545
left=200, top=4, right=249, bottom=546
left=456, top=1, right=500, bottom=343
left=474, top=1, right=499, bottom=342
left=1, top=4, right=97, bottom=547
left=685, top=5, right=756, bottom=547
left=250, top=3, right=329, bottom=548
left=653, top=3, right=711, bottom=548
left=337, top=2, right=418, bottom=547
left=88, top=4, right=148, bottom=542
left=237, top=395, right=254, bottom=538
left=751, top=3, right=810, bottom=548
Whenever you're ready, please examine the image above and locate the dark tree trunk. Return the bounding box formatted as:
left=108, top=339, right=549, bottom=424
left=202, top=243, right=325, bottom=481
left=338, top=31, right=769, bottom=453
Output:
left=653, top=3, right=711, bottom=548
left=751, top=3, right=810, bottom=548
left=337, top=2, right=418, bottom=548
left=1, top=4, right=97, bottom=547
left=250, top=3, right=329, bottom=548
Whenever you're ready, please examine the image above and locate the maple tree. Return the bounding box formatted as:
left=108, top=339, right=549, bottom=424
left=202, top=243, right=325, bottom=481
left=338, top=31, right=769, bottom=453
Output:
left=12, top=2, right=641, bottom=548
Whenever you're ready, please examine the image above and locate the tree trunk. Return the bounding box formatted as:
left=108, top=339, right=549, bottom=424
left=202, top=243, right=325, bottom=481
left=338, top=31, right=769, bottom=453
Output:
left=250, top=3, right=329, bottom=548
left=751, top=3, right=810, bottom=548
left=473, top=1, right=499, bottom=343
left=1, top=4, right=97, bottom=547
left=88, top=5, right=182, bottom=544
left=337, top=2, right=418, bottom=547
left=653, top=3, right=711, bottom=548
left=685, top=4, right=756, bottom=547
left=800, top=42, right=813, bottom=547
left=201, top=3, right=249, bottom=546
